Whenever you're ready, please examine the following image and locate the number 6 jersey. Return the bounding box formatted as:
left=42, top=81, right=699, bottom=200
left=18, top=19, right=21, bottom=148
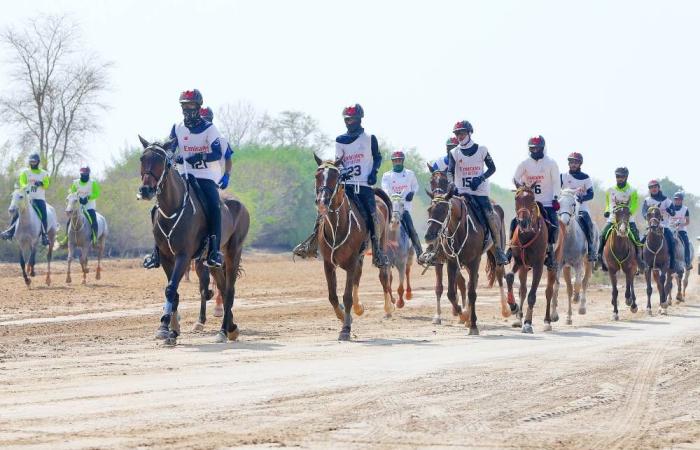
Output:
left=513, top=152, right=561, bottom=207
left=450, top=143, right=490, bottom=196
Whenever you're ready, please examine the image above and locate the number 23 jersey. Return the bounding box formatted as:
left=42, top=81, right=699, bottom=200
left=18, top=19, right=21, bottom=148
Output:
left=335, top=132, right=374, bottom=186
left=172, top=122, right=223, bottom=182
left=450, top=145, right=490, bottom=196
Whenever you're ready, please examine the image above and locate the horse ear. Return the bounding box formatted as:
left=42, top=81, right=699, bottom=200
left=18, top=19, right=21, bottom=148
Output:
left=445, top=183, right=455, bottom=200
left=162, top=137, right=176, bottom=152
left=314, top=153, right=322, bottom=166
left=138, top=135, right=150, bottom=148
left=427, top=162, right=435, bottom=173
left=425, top=187, right=433, bottom=199
left=334, top=157, right=343, bottom=168
left=513, top=179, right=522, bottom=189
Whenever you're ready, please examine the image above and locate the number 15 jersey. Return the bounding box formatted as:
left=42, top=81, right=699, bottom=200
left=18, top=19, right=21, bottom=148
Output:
left=450, top=144, right=490, bottom=196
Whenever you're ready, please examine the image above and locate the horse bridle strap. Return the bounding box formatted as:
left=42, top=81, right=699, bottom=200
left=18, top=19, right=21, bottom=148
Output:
left=428, top=196, right=475, bottom=271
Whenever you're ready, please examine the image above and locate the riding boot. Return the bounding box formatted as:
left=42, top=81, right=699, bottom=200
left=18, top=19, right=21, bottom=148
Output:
left=87, top=209, right=99, bottom=245
left=630, top=222, right=645, bottom=271
left=206, top=235, right=223, bottom=268
left=369, top=212, right=389, bottom=268
left=580, top=212, right=597, bottom=261
left=143, top=246, right=160, bottom=269
left=0, top=214, right=19, bottom=241
left=292, top=218, right=320, bottom=259
left=679, top=231, right=692, bottom=269
left=664, top=228, right=677, bottom=272
left=505, top=218, right=517, bottom=263
left=401, top=211, right=423, bottom=258
left=545, top=243, right=557, bottom=270
left=485, top=210, right=508, bottom=266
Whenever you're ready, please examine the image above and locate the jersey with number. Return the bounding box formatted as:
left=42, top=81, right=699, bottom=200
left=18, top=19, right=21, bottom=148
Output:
left=172, top=122, right=223, bottom=182
left=19, top=168, right=50, bottom=201
left=70, top=179, right=100, bottom=210
left=669, top=205, right=689, bottom=232
left=381, top=169, right=419, bottom=212
left=450, top=145, right=490, bottom=196
left=644, top=196, right=673, bottom=227
left=335, top=132, right=373, bottom=187
left=513, top=155, right=561, bottom=206
left=561, top=172, right=593, bottom=212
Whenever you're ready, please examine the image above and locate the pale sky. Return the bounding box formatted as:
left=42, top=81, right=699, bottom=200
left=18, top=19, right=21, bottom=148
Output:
left=1, top=0, right=699, bottom=194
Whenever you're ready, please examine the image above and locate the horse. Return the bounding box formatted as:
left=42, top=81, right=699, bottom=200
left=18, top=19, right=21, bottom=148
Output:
left=642, top=206, right=671, bottom=315
left=602, top=203, right=639, bottom=320
left=552, top=188, right=597, bottom=325
left=64, top=192, right=108, bottom=285
left=505, top=183, right=558, bottom=333
left=424, top=185, right=508, bottom=335
left=7, top=186, right=57, bottom=287
left=386, top=194, right=414, bottom=309
left=138, top=136, right=250, bottom=345
left=313, top=154, right=393, bottom=341
left=667, top=224, right=694, bottom=304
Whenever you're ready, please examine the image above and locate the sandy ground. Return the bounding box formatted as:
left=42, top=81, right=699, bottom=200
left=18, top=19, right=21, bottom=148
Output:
left=1, top=251, right=699, bottom=449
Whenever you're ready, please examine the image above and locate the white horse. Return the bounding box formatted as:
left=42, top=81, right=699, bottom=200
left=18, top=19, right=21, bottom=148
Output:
left=668, top=224, right=694, bottom=303
left=551, top=188, right=598, bottom=325
left=65, top=192, right=108, bottom=285
left=8, top=186, right=57, bottom=287
left=386, top=194, right=414, bottom=310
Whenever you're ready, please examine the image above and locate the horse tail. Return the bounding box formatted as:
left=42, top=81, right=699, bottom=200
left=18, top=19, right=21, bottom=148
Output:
left=373, top=187, right=393, bottom=217
left=486, top=251, right=496, bottom=288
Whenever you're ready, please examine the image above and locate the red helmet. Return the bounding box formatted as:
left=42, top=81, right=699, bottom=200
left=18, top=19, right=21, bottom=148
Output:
left=199, top=106, right=213, bottom=122
left=446, top=137, right=459, bottom=149
left=567, top=152, right=583, bottom=163
left=528, top=135, right=545, bottom=149
left=391, top=151, right=405, bottom=160
left=179, top=89, right=203, bottom=106
left=79, top=165, right=91, bottom=175
left=342, top=104, right=364, bottom=119
left=452, top=120, right=473, bottom=134
left=648, top=179, right=660, bottom=188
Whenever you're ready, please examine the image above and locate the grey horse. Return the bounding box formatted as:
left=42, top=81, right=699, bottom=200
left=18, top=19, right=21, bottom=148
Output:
left=551, top=188, right=598, bottom=325
left=667, top=225, right=694, bottom=304
left=386, top=194, right=414, bottom=310
left=8, top=186, right=57, bottom=287
left=65, top=192, right=108, bottom=285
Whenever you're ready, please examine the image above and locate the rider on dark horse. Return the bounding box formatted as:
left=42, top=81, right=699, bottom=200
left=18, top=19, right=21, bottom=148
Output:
left=293, top=103, right=389, bottom=268
left=447, top=120, right=509, bottom=266
left=381, top=150, right=423, bottom=257
left=560, top=152, right=597, bottom=261
left=508, top=135, right=561, bottom=270
left=642, top=179, right=678, bottom=272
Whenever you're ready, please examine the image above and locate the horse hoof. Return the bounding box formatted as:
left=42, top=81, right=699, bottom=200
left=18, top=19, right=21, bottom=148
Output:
left=646, top=308, right=653, bottom=316
left=512, top=320, right=522, bottom=328
left=611, top=313, right=619, bottom=321
left=405, top=290, right=413, bottom=300
left=578, top=307, right=587, bottom=315
left=543, top=322, right=552, bottom=332
left=227, top=328, right=240, bottom=341
left=522, top=324, right=534, bottom=334
left=660, top=301, right=669, bottom=310
left=353, top=303, right=365, bottom=316
left=566, top=318, right=573, bottom=325
left=396, top=298, right=405, bottom=309
left=551, top=312, right=559, bottom=322
left=338, top=331, right=351, bottom=341
left=630, top=305, right=639, bottom=314
left=66, top=277, right=71, bottom=284
left=163, top=337, right=177, bottom=346
left=192, top=322, right=205, bottom=332
left=155, top=327, right=169, bottom=340
left=468, top=327, right=479, bottom=336
left=625, top=298, right=632, bottom=307
left=383, top=313, right=392, bottom=320
left=45, top=277, right=51, bottom=286
left=24, top=278, right=31, bottom=287
left=459, top=311, right=469, bottom=324
left=213, top=305, right=223, bottom=317
left=214, top=330, right=227, bottom=343
left=432, top=317, right=442, bottom=325
left=659, top=308, right=668, bottom=316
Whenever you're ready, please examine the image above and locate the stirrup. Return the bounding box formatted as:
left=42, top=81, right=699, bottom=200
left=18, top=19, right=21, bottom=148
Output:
left=0, top=230, right=13, bottom=240
left=205, top=251, right=223, bottom=268
left=494, top=248, right=509, bottom=266
left=292, top=237, right=318, bottom=259
left=143, top=252, right=160, bottom=269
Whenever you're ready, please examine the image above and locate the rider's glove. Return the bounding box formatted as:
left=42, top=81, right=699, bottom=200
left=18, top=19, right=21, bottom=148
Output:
left=405, top=192, right=415, bottom=202
left=34, top=181, right=43, bottom=187
left=575, top=194, right=584, bottom=203
left=79, top=197, right=88, bottom=205
left=604, top=211, right=610, bottom=218
left=185, top=153, right=203, bottom=165
left=470, top=176, right=484, bottom=191
left=174, top=156, right=184, bottom=165
left=552, top=198, right=560, bottom=211
left=218, top=173, right=230, bottom=190
left=367, top=171, right=377, bottom=186
left=339, top=167, right=353, bottom=182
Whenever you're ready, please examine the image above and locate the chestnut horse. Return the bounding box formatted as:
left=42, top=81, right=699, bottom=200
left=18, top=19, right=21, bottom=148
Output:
left=603, top=203, right=639, bottom=320
left=505, top=183, right=559, bottom=333
left=313, top=155, right=393, bottom=341
left=642, top=205, right=670, bottom=315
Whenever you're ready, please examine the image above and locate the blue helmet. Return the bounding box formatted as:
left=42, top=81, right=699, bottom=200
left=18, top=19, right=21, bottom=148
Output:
left=673, top=191, right=685, bottom=200
left=28, top=153, right=40, bottom=165
left=179, top=89, right=203, bottom=106
left=342, top=104, right=364, bottom=119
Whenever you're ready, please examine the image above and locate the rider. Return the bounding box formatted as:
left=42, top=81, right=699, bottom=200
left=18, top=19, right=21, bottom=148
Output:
left=597, top=167, right=643, bottom=271
left=642, top=179, right=678, bottom=271
left=430, top=137, right=459, bottom=180
left=669, top=191, right=692, bottom=270
left=0, top=153, right=50, bottom=245
left=381, top=150, right=423, bottom=257
left=447, top=120, right=509, bottom=266
left=292, top=103, right=388, bottom=268
left=510, top=135, right=561, bottom=269
left=560, top=152, right=596, bottom=261
left=69, top=165, right=101, bottom=245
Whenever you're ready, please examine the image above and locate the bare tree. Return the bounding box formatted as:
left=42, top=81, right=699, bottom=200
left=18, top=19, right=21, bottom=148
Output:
left=216, top=100, right=263, bottom=148
left=0, top=14, right=110, bottom=179
left=260, top=110, right=329, bottom=152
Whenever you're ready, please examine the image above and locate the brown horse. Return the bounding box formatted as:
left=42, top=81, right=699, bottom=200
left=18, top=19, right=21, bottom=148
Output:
left=603, top=203, right=639, bottom=320
left=505, top=183, right=558, bottom=333
left=313, top=155, right=393, bottom=341
left=423, top=185, right=508, bottom=335
left=138, top=136, right=250, bottom=345
left=642, top=206, right=670, bottom=315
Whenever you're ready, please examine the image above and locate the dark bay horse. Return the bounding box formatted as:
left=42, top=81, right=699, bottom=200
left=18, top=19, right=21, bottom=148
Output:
left=603, top=203, right=639, bottom=320
left=505, top=183, right=558, bottom=333
left=313, top=155, right=393, bottom=341
left=642, top=206, right=670, bottom=315
left=138, top=136, right=250, bottom=345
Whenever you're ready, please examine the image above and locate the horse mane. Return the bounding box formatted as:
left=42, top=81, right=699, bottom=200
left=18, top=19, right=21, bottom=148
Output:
left=374, top=187, right=393, bottom=217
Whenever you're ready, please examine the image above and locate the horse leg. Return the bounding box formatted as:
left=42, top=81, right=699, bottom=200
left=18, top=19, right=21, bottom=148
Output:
left=580, top=260, right=592, bottom=315
left=627, top=269, right=638, bottom=313
left=354, top=256, right=367, bottom=317
left=466, top=261, right=479, bottom=335
left=676, top=272, right=683, bottom=303
left=563, top=265, right=573, bottom=324
left=396, top=261, right=405, bottom=309
left=29, top=247, right=36, bottom=277
left=66, top=245, right=73, bottom=284
left=543, top=267, right=555, bottom=332
left=45, top=234, right=53, bottom=286
left=19, top=248, right=30, bottom=287
left=95, top=241, right=104, bottom=281
left=495, top=264, right=510, bottom=318
left=645, top=269, right=653, bottom=315
left=550, top=266, right=560, bottom=324
left=193, top=262, right=211, bottom=331
left=446, top=261, right=467, bottom=323
left=433, top=264, right=444, bottom=325
left=523, top=264, right=543, bottom=334
left=505, top=264, right=521, bottom=324
left=339, top=262, right=356, bottom=341
left=219, top=247, right=243, bottom=342
left=516, top=265, right=528, bottom=329
left=324, top=261, right=344, bottom=321
left=458, top=271, right=467, bottom=313
left=610, top=271, right=619, bottom=321
left=379, top=260, right=394, bottom=319
left=161, top=254, right=189, bottom=345
left=405, top=257, right=413, bottom=300
left=657, top=271, right=668, bottom=315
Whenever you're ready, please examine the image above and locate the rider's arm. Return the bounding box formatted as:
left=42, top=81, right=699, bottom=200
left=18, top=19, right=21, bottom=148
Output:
left=370, top=135, right=382, bottom=176
left=18, top=170, right=28, bottom=188
left=381, top=172, right=391, bottom=193
left=203, top=138, right=222, bottom=163
left=641, top=198, right=649, bottom=217
left=550, top=160, right=561, bottom=199
left=447, top=152, right=456, bottom=180
left=685, top=209, right=690, bottom=226
left=89, top=181, right=100, bottom=200
left=482, top=152, right=495, bottom=179
left=604, top=190, right=611, bottom=215
left=42, top=172, right=50, bottom=190
left=580, top=177, right=594, bottom=201
left=629, top=190, right=639, bottom=215
left=410, top=170, right=419, bottom=194
left=513, top=160, right=526, bottom=186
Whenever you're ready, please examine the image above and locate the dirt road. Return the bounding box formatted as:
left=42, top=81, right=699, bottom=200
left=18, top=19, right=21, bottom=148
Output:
left=1, top=253, right=699, bottom=449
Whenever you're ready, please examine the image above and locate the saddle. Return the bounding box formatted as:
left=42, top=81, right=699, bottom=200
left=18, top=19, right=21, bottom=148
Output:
left=184, top=174, right=227, bottom=261
left=456, top=193, right=492, bottom=251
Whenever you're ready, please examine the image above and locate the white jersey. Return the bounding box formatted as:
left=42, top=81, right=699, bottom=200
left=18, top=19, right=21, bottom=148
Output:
left=20, top=168, right=50, bottom=201
left=71, top=180, right=98, bottom=210
left=431, top=154, right=450, bottom=172
left=450, top=144, right=490, bottom=196
left=381, top=169, right=419, bottom=212
left=513, top=154, right=561, bottom=207
left=561, top=172, right=594, bottom=212
left=644, top=196, right=673, bottom=227
left=335, top=132, right=374, bottom=187
left=172, top=122, right=223, bottom=182
left=669, top=205, right=689, bottom=232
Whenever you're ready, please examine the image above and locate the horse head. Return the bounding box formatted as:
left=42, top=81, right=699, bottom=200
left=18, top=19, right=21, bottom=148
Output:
left=389, top=194, right=404, bottom=230
left=428, top=170, right=450, bottom=196
left=514, top=182, right=538, bottom=231
left=8, top=185, right=31, bottom=216
left=557, top=188, right=578, bottom=226
left=646, top=205, right=663, bottom=232
left=313, top=153, right=344, bottom=217
left=424, top=185, right=455, bottom=244
left=138, top=135, right=176, bottom=201
left=65, top=192, right=80, bottom=217
left=613, top=203, right=631, bottom=237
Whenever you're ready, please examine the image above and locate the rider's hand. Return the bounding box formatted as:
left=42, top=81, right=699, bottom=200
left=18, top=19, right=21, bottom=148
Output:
left=367, top=172, right=377, bottom=186
left=174, top=156, right=184, bottom=165
left=218, top=173, right=230, bottom=190
left=339, top=167, right=353, bottom=182
left=604, top=211, right=610, bottom=218
left=552, top=198, right=560, bottom=211
left=405, top=192, right=415, bottom=202
left=34, top=181, right=43, bottom=187
left=185, top=153, right=203, bottom=165
left=575, top=194, right=584, bottom=203
left=79, top=197, right=88, bottom=205
left=470, top=176, right=484, bottom=191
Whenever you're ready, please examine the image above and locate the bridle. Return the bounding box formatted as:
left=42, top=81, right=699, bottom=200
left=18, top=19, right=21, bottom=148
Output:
left=427, top=195, right=475, bottom=271
left=644, top=205, right=665, bottom=269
